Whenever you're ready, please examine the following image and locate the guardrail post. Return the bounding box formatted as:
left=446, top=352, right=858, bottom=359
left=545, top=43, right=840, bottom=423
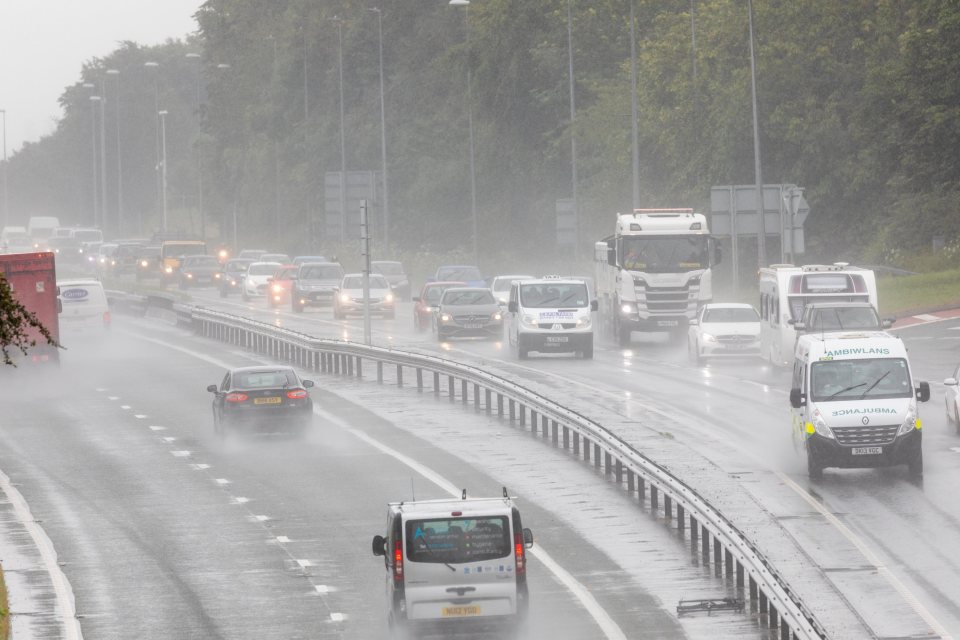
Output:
left=417, top=368, right=424, bottom=391
left=690, top=515, right=698, bottom=548
left=434, top=372, right=440, bottom=395
left=542, top=416, right=549, bottom=439
left=594, top=444, right=601, bottom=469
left=725, top=549, right=733, bottom=577
left=603, top=451, right=612, bottom=474
left=749, top=576, right=758, bottom=612
left=530, top=410, right=537, bottom=433
left=551, top=420, right=558, bottom=444
left=334, top=354, right=341, bottom=375
left=713, top=539, right=722, bottom=576
left=563, top=426, right=570, bottom=450
left=519, top=405, right=526, bottom=426
left=626, top=469, right=634, bottom=491
left=356, top=356, right=362, bottom=378
left=615, top=459, right=622, bottom=484
left=702, top=526, right=710, bottom=560
left=768, top=603, right=778, bottom=631
left=572, top=432, right=579, bottom=455
left=509, top=399, right=515, bottom=420
left=473, top=384, right=480, bottom=408
left=780, top=622, right=790, bottom=640
left=485, top=389, right=492, bottom=413
left=759, top=591, right=768, bottom=619
left=449, top=376, right=456, bottom=401
left=397, top=364, right=403, bottom=387
left=651, top=485, right=659, bottom=510
left=583, top=438, right=590, bottom=462
left=497, top=394, right=504, bottom=416
left=676, top=505, right=685, bottom=532
left=461, top=380, right=468, bottom=404
left=377, top=361, right=383, bottom=383
left=347, top=356, right=354, bottom=376
left=736, top=561, right=744, bottom=592
left=638, top=477, right=645, bottom=501
left=664, top=495, right=673, bottom=520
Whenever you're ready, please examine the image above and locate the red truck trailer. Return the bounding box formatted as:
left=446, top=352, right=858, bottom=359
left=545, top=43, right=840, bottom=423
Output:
left=0, top=251, right=60, bottom=364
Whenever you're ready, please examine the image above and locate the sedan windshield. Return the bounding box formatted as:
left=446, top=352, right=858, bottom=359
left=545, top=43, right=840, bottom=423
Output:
left=442, top=289, right=495, bottom=305
left=343, top=275, right=389, bottom=289
left=703, top=307, right=760, bottom=323
left=249, top=263, right=281, bottom=276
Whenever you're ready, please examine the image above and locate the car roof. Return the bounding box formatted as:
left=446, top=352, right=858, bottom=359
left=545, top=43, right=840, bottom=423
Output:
left=703, top=302, right=757, bottom=309
left=228, top=365, right=297, bottom=374
left=804, top=301, right=876, bottom=309
left=58, top=278, right=104, bottom=287
left=424, top=280, right=467, bottom=288
left=389, top=496, right=516, bottom=517
left=372, top=260, right=402, bottom=265
left=249, top=261, right=283, bottom=267
left=442, top=286, right=490, bottom=294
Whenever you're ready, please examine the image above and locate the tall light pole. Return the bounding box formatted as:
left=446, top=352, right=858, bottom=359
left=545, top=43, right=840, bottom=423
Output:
left=331, top=16, right=347, bottom=246
left=1, top=109, right=7, bottom=230
left=747, top=0, right=766, bottom=268
left=566, top=0, right=579, bottom=263
left=144, top=61, right=161, bottom=233
left=215, top=63, right=235, bottom=248
left=629, top=0, right=640, bottom=209
left=369, top=7, right=390, bottom=250
left=97, top=77, right=108, bottom=234
left=86, top=90, right=101, bottom=227
left=186, top=52, right=205, bottom=242
left=106, top=69, right=123, bottom=235
left=158, top=110, right=169, bottom=233
left=449, top=0, right=478, bottom=265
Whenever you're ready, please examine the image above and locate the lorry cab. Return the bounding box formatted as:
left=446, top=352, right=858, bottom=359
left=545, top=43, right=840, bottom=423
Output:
left=371, top=489, right=533, bottom=635
left=506, top=276, right=597, bottom=359
left=790, top=331, right=930, bottom=478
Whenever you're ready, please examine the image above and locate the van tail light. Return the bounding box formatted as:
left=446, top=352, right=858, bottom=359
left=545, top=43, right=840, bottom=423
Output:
left=225, top=393, right=248, bottom=403
left=393, top=539, right=404, bottom=585
left=286, top=389, right=308, bottom=399
left=103, top=311, right=111, bottom=327
left=514, top=533, right=525, bottom=580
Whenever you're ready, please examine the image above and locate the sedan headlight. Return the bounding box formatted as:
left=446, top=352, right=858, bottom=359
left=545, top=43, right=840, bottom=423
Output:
left=701, top=332, right=717, bottom=343
left=164, top=266, right=173, bottom=274
left=141, top=259, right=149, bottom=268
left=492, top=312, right=502, bottom=321
left=807, top=408, right=834, bottom=439
left=440, top=313, right=452, bottom=323
left=340, top=292, right=351, bottom=303
left=897, top=403, right=920, bottom=436
left=384, top=292, right=395, bottom=303
left=186, top=273, right=194, bottom=279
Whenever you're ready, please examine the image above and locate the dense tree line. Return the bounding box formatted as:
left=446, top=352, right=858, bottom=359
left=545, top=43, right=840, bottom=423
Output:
left=5, top=0, right=959, bottom=271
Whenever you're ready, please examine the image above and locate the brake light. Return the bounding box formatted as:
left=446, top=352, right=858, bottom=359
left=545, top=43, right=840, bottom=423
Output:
left=103, top=311, right=111, bottom=327
left=393, top=539, right=404, bottom=584
left=286, top=389, right=307, bottom=399
left=514, top=532, right=525, bottom=579
left=225, top=393, right=248, bottom=403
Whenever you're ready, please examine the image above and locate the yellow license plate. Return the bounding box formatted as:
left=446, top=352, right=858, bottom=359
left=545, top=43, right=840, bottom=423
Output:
left=254, top=397, right=282, bottom=405
left=442, top=606, right=481, bottom=617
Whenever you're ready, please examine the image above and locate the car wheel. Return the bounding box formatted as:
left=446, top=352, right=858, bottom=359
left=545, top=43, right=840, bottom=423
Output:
left=581, top=342, right=593, bottom=359
left=517, top=336, right=529, bottom=360
left=807, top=448, right=823, bottom=480
left=908, top=450, right=924, bottom=477
left=616, top=318, right=632, bottom=347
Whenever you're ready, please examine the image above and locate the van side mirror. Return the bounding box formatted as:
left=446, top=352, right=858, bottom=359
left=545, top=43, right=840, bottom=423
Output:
left=522, top=528, right=534, bottom=548
left=607, top=239, right=616, bottom=267
left=916, top=381, right=930, bottom=403
left=689, top=318, right=698, bottom=326
left=508, top=301, right=518, bottom=313
left=206, top=385, right=218, bottom=393
left=789, top=388, right=805, bottom=408
left=371, top=534, right=386, bottom=557
left=590, top=300, right=598, bottom=312
left=944, top=378, right=958, bottom=387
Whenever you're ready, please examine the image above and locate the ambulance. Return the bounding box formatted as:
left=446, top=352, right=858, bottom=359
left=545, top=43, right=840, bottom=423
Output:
left=371, top=489, right=533, bottom=635
left=790, top=331, right=930, bottom=478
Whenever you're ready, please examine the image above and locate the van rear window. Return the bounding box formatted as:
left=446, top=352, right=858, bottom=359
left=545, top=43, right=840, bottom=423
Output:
left=406, top=517, right=510, bottom=564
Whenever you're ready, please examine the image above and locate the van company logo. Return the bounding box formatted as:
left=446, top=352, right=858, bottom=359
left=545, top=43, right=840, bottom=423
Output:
left=823, top=347, right=891, bottom=357
left=61, top=288, right=89, bottom=301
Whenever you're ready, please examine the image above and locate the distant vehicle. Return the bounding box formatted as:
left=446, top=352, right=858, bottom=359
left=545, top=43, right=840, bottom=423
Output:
left=178, top=255, right=222, bottom=289
left=206, top=365, right=315, bottom=436
left=790, top=331, right=929, bottom=478
left=236, top=249, right=268, bottom=261
left=160, top=240, right=207, bottom=284
left=490, top=274, right=535, bottom=307
left=92, top=243, right=119, bottom=274
left=241, top=261, right=283, bottom=301
left=759, top=263, right=879, bottom=366
left=505, top=276, right=596, bottom=359
left=260, top=253, right=291, bottom=265
left=944, top=367, right=960, bottom=433
left=333, top=273, right=395, bottom=319
left=57, top=278, right=110, bottom=335
left=792, top=301, right=892, bottom=334
left=1, top=226, right=27, bottom=253
left=371, top=489, right=533, bottom=634
left=0, top=252, right=60, bottom=364
left=135, top=246, right=162, bottom=281
left=218, top=258, right=254, bottom=297
left=434, top=287, right=502, bottom=341
left=267, top=264, right=299, bottom=308
left=413, top=281, right=466, bottom=332
left=434, top=265, right=485, bottom=288
left=46, top=236, right=84, bottom=264
left=371, top=260, right=411, bottom=300
left=70, top=228, right=103, bottom=245
left=292, top=255, right=329, bottom=266
left=291, top=262, right=345, bottom=312
left=2, top=232, right=35, bottom=254
left=111, top=240, right=146, bottom=275
left=27, top=216, right=61, bottom=248
left=687, top=303, right=761, bottom=365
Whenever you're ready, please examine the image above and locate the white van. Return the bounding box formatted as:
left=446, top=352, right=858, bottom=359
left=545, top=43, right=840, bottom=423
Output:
left=790, top=331, right=929, bottom=478
left=371, top=489, right=533, bottom=635
left=58, top=279, right=111, bottom=334
left=505, top=276, right=597, bottom=359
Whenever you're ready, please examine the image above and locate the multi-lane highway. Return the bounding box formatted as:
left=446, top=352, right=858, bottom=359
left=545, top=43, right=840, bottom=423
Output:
left=3, top=282, right=960, bottom=639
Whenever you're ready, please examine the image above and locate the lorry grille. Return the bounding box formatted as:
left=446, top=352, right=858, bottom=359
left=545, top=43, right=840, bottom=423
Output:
left=833, top=424, right=900, bottom=446
left=635, top=284, right=697, bottom=314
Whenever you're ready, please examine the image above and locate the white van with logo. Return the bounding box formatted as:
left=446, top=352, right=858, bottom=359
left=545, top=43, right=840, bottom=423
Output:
left=505, top=276, right=597, bottom=359
left=58, top=279, right=110, bottom=334
left=371, top=489, right=533, bottom=636
left=789, top=331, right=929, bottom=478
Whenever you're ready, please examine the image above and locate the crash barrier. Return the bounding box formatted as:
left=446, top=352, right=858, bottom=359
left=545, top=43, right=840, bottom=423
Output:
left=111, top=293, right=827, bottom=640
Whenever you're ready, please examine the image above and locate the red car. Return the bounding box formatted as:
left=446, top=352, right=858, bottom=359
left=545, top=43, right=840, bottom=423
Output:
left=413, top=281, right=466, bottom=331
left=268, top=264, right=299, bottom=308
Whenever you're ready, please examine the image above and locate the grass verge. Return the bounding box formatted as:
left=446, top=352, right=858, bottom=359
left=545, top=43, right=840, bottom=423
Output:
left=878, top=268, right=960, bottom=317
left=1, top=561, right=9, bottom=640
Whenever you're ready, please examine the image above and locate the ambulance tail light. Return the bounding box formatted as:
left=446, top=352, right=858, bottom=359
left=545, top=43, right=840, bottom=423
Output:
left=514, top=532, right=525, bottom=580
left=393, top=539, right=404, bottom=585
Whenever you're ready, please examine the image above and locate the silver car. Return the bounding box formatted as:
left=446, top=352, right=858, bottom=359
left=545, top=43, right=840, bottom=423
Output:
left=434, top=287, right=503, bottom=341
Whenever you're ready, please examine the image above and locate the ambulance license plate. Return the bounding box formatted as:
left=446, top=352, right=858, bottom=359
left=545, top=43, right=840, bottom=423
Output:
left=546, top=336, right=569, bottom=343
left=443, top=606, right=481, bottom=617
left=851, top=447, right=882, bottom=455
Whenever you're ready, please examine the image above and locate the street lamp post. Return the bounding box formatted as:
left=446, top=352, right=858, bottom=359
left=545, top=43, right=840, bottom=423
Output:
left=629, top=0, right=640, bottom=209
left=144, top=61, right=161, bottom=233
left=106, top=69, right=123, bottom=235
left=158, top=110, right=169, bottom=233
left=369, top=7, right=390, bottom=249
left=747, top=0, right=766, bottom=268
left=1, top=109, right=7, bottom=230
left=186, top=52, right=205, bottom=242
left=449, top=0, right=478, bottom=265
left=566, top=0, right=579, bottom=263
left=332, top=16, right=347, bottom=246
left=88, top=94, right=101, bottom=227
left=97, top=77, right=108, bottom=234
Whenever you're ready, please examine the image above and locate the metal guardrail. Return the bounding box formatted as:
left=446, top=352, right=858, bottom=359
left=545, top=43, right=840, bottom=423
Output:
left=111, top=292, right=828, bottom=640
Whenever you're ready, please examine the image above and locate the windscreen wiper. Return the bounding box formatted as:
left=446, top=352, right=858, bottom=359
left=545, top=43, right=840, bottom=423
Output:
left=830, top=382, right=865, bottom=398
left=416, top=531, right=456, bottom=572
left=860, top=371, right=890, bottom=399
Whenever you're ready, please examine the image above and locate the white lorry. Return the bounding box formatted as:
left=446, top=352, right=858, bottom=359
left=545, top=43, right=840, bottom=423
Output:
left=595, top=209, right=719, bottom=346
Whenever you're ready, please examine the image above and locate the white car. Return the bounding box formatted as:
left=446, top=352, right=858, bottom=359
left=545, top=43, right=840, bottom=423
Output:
left=241, top=261, right=282, bottom=301
left=943, top=366, right=960, bottom=434
left=490, top=274, right=534, bottom=307
left=688, top=303, right=761, bottom=365
left=57, top=279, right=111, bottom=337
left=333, top=273, right=395, bottom=319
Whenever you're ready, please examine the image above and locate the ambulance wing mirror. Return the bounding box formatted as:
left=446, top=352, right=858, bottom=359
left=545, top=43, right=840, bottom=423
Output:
left=522, top=528, right=534, bottom=549
left=789, top=388, right=805, bottom=408
left=371, top=534, right=386, bottom=557
left=508, top=301, right=518, bottom=313
left=916, top=381, right=930, bottom=403
left=590, top=300, right=598, bottom=312
left=882, top=318, right=895, bottom=329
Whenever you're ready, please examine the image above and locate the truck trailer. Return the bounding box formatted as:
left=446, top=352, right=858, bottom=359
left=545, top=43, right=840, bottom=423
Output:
left=0, top=252, right=61, bottom=364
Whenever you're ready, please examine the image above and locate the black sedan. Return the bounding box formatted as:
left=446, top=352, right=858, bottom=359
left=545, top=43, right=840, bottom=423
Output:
left=218, top=258, right=254, bottom=297
left=207, top=366, right=315, bottom=436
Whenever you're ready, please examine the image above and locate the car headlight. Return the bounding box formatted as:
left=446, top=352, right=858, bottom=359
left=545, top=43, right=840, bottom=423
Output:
left=897, top=403, right=920, bottom=436
left=141, top=260, right=149, bottom=268
left=620, top=302, right=636, bottom=315
left=272, top=283, right=283, bottom=293
left=165, top=266, right=173, bottom=273
left=701, top=332, right=716, bottom=343
left=440, top=313, right=452, bottom=323
left=807, top=408, right=834, bottom=439
left=492, top=312, right=502, bottom=321
left=186, top=273, right=194, bottom=279
left=385, top=292, right=395, bottom=303
left=576, top=315, right=591, bottom=328
left=214, top=273, right=222, bottom=279
left=340, top=293, right=351, bottom=303
left=521, top=314, right=538, bottom=328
